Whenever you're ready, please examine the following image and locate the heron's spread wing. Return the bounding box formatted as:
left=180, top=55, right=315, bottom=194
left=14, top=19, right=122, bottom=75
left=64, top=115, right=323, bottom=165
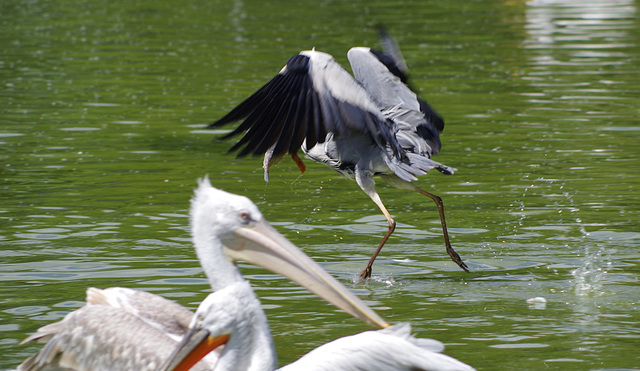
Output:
left=210, top=50, right=404, bottom=161
left=348, top=46, right=443, bottom=156
left=375, top=25, right=409, bottom=82
left=372, top=25, right=445, bottom=133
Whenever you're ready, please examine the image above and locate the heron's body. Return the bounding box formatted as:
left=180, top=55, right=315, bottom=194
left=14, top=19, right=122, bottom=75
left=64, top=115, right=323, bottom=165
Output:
left=19, top=177, right=389, bottom=371
left=162, top=276, right=476, bottom=371
left=210, top=30, right=468, bottom=280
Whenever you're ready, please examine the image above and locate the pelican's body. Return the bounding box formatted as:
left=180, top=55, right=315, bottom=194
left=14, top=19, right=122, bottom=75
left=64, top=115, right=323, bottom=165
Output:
left=210, top=29, right=468, bottom=280
left=19, top=288, right=214, bottom=371
left=280, top=324, right=475, bottom=371
left=19, top=177, right=389, bottom=370
left=162, top=278, right=476, bottom=371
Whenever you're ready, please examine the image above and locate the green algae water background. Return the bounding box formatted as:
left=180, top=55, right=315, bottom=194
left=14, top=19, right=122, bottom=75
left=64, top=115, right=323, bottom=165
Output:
left=1, top=0, right=639, bottom=369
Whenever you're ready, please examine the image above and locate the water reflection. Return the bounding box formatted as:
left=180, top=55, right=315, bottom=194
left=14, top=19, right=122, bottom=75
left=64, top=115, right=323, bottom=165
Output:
left=525, top=0, right=636, bottom=49
left=522, top=0, right=637, bottom=123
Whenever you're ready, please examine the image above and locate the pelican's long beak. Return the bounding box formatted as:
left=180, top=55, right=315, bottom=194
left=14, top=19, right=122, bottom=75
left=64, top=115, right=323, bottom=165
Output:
left=227, top=219, right=389, bottom=329
left=160, top=327, right=229, bottom=371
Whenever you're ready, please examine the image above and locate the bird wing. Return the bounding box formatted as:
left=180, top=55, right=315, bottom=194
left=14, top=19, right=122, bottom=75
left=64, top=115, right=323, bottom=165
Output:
left=346, top=47, right=453, bottom=181
left=373, top=25, right=445, bottom=133
left=86, top=287, right=194, bottom=341
left=18, top=305, right=212, bottom=371
left=348, top=45, right=444, bottom=155
left=19, top=288, right=216, bottom=371
left=375, top=24, right=409, bottom=81
left=210, top=49, right=404, bottom=163
left=279, top=323, right=476, bottom=371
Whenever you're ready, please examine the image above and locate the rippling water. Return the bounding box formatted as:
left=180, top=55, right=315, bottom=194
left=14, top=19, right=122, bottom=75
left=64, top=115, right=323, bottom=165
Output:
left=1, top=0, right=639, bottom=370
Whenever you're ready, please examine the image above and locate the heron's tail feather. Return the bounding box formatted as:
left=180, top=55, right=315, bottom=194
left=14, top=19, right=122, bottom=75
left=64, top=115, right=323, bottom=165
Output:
left=384, top=152, right=455, bottom=182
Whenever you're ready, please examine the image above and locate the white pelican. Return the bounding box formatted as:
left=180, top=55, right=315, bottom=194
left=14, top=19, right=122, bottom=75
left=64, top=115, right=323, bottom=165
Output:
left=19, top=177, right=389, bottom=371
left=209, top=28, right=468, bottom=281
left=161, top=280, right=476, bottom=371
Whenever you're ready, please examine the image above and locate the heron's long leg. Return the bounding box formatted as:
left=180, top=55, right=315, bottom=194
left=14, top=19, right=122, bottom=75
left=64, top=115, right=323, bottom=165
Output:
left=355, top=170, right=396, bottom=282
left=381, top=175, right=469, bottom=272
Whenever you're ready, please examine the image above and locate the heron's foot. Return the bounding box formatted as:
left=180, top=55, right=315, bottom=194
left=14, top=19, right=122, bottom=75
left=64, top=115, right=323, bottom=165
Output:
left=291, top=152, right=306, bottom=174
left=446, top=245, right=469, bottom=272
left=356, top=266, right=372, bottom=284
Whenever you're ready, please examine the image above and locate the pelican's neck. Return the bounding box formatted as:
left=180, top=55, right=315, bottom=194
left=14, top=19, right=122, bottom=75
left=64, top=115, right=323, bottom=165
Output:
left=215, top=283, right=278, bottom=371
left=193, top=233, right=244, bottom=292
left=217, top=321, right=276, bottom=371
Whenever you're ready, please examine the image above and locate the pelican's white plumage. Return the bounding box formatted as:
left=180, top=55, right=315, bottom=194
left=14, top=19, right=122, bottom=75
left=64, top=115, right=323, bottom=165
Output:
left=280, top=324, right=475, bottom=371
left=19, top=177, right=389, bottom=371
left=19, top=288, right=213, bottom=371
left=85, top=287, right=193, bottom=341
left=162, top=277, right=476, bottom=371
left=209, top=28, right=468, bottom=281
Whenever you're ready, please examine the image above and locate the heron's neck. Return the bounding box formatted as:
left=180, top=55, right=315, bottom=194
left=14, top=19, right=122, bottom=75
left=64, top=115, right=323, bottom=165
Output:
left=193, top=234, right=244, bottom=292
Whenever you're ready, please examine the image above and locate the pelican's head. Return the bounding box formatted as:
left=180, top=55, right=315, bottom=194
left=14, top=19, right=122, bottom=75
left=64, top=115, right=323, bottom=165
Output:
left=190, top=176, right=389, bottom=328
left=190, top=176, right=266, bottom=255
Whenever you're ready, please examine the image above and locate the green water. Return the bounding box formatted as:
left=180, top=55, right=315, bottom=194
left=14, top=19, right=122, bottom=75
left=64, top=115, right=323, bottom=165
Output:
left=2, top=0, right=639, bottom=370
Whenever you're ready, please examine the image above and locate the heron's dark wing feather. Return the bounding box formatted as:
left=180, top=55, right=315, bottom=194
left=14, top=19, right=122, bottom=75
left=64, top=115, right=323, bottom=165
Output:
left=374, top=26, right=446, bottom=135
left=210, top=50, right=403, bottom=160
left=418, top=97, right=444, bottom=133
left=242, top=72, right=302, bottom=156
left=376, top=25, right=409, bottom=79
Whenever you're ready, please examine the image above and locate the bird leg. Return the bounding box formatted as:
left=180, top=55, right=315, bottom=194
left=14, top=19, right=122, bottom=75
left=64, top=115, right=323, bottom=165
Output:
left=381, top=175, right=469, bottom=272
left=355, top=170, right=396, bottom=283
left=358, top=212, right=396, bottom=283
left=414, top=187, right=469, bottom=272
left=262, top=148, right=306, bottom=183
left=291, top=151, right=306, bottom=174
left=263, top=144, right=285, bottom=183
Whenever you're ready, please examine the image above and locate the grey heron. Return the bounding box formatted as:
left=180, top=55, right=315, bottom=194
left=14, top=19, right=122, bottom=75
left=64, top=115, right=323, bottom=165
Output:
left=18, top=177, right=388, bottom=371
left=209, top=31, right=469, bottom=281
left=161, top=280, right=476, bottom=371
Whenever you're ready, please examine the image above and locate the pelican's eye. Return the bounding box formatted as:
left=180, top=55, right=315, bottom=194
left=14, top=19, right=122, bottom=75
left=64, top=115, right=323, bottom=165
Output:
left=239, top=211, right=252, bottom=225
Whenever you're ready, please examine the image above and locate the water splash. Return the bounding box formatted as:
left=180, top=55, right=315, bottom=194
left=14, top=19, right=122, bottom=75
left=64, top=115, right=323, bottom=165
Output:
left=570, top=244, right=611, bottom=297
left=563, top=187, right=612, bottom=297
left=353, top=273, right=399, bottom=288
